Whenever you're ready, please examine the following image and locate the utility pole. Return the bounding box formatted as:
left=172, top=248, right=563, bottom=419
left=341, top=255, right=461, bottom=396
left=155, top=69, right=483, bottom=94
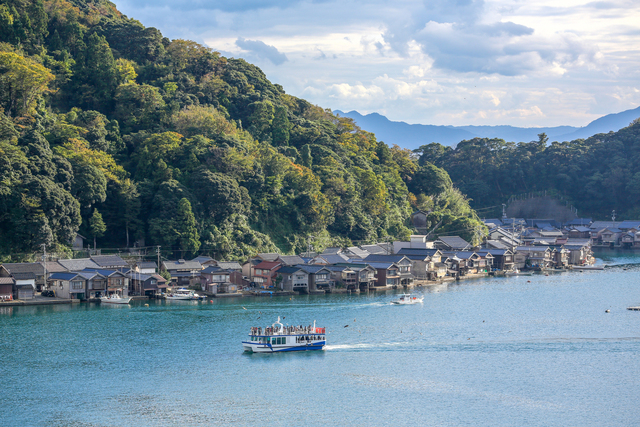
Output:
left=157, top=246, right=161, bottom=273
left=612, top=210, right=616, bottom=222
left=42, top=243, right=47, bottom=291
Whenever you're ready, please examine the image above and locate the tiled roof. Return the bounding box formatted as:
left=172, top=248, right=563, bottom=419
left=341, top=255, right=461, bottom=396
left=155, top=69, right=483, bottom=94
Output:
left=90, top=255, right=128, bottom=267
left=359, top=244, right=388, bottom=255
left=191, top=256, right=215, bottom=264
left=0, top=277, right=15, bottom=284
left=254, top=261, right=281, bottom=270
left=12, top=272, right=36, bottom=280
left=163, top=260, right=202, bottom=270
left=58, top=258, right=100, bottom=271
left=278, top=255, right=306, bottom=265
left=48, top=272, right=79, bottom=281
left=2, top=263, right=44, bottom=275
left=277, top=266, right=302, bottom=275
left=256, top=253, right=280, bottom=262
left=216, top=261, right=242, bottom=271
left=296, top=265, right=329, bottom=274
left=364, top=254, right=408, bottom=263
left=436, top=236, right=471, bottom=250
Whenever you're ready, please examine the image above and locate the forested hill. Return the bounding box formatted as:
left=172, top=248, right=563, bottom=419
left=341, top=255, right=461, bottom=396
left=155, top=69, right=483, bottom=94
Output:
left=415, top=122, right=640, bottom=220
left=0, top=0, right=485, bottom=261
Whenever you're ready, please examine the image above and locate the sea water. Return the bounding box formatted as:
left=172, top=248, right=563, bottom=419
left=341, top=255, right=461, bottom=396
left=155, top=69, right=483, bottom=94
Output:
left=1, top=251, right=639, bottom=426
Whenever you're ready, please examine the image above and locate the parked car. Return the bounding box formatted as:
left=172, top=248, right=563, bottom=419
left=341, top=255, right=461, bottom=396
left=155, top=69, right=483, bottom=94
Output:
left=41, top=290, right=55, bottom=297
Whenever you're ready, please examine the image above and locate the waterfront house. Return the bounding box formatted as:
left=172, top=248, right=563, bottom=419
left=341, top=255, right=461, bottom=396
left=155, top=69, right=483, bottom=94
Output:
left=568, top=226, right=592, bottom=239
left=363, top=255, right=413, bottom=286
left=323, top=265, right=357, bottom=290
left=563, top=239, right=593, bottom=265
left=549, top=246, right=570, bottom=268
left=82, top=268, right=129, bottom=298
left=396, top=248, right=442, bottom=279
left=200, top=266, right=230, bottom=294
left=277, top=266, right=309, bottom=292
left=476, top=249, right=514, bottom=272
left=596, top=227, right=621, bottom=247
left=364, top=261, right=402, bottom=288
left=0, top=265, right=16, bottom=301
left=47, top=272, right=88, bottom=299
left=12, top=272, right=36, bottom=300
left=162, top=259, right=203, bottom=287
left=296, top=265, right=333, bottom=292
left=134, top=261, right=158, bottom=275
left=621, top=229, right=640, bottom=248
left=514, top=246, right=553, bottom=269
left=2, top=263, right=45, bottom=291
left=441, top=251, right=486, bottom=275
left=129, top=273, right=166, bottom=297
left=252, top=260, right=281, bottom=288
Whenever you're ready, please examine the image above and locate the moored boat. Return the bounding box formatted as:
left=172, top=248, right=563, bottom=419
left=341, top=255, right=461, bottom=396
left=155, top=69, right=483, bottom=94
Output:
left=100, top=293, right=131, bottom=304
left=504, top=269, right=533, bottom=276
left=391, top=293, right=423, bottom=305
left=242, top=317, right=326, bottom=353
left=165, top=288, right=201, bottom=300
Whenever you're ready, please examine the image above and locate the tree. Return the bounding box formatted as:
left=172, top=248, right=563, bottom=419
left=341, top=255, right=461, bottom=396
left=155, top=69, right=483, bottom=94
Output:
left=0, top=51, right=54, bottom=117
left=89, top=209, right=106, bottom=249
left=175, top=198, right=200, bottom=256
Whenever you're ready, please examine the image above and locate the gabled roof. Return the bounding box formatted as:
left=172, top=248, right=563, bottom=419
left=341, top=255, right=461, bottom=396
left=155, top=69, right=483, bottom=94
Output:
left=76, top=271, right=99, bottom=280
left=90, top=255, right=128, bottom=267
left=565, top=218, right=592, bottom=226
left=296, top=265, right=330, bottom=274
left=486, top=240, right=509, bottom=249
left=256, top=253, right=279, bottom=262
left=48, top=272, right=81, bottom=281
left=0, top=276, right=15, bottom=284
left=321, top=247, right=343, bottom=254
left=396, top=248, right=440, bottom=259
left=313, top=254, right=349, bottom=264
left=278, top=255, right=306, bottom=266
left=476, top=249, right=511, bottom=256
left=81, top=268, right=127, bottom=278
left=570, top=226, right=591, bottom=232
left=618, top=220, right=640, bottom=230
left=58, top=258, right=100, bottom=271
left=516, top=246, right=550, bottom=252
left=443, top=251, right=478, bottom=260
left=2, top=263, right=44, bottom=276
left=364, top=254, right=409, bottom=263
left=163, top=260, right=202, bottom=270
left=346, top=246, right=370, bottom=258
left=202, top=266, right=228, bottom=274
left=216, top=261, right=242, bottom=271
left=190, top=256, right=215, bottom=265
left=589, top=221, right=619, bottom=230
left=359, top=244, right=388, bottom=255
left=436, top=236, right=471, bottom=250
left=364, top=261, right=396, bottom=269
left=277, top=266, right=303, bottom=275
left=41, top=261, right=68, bottom=273
left=483, top=218, right=503, bottom=226
left=12, top=271, right=36, bottom=280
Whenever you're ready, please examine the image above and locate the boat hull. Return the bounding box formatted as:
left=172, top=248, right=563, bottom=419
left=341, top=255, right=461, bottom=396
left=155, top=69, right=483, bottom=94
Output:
left=100, top=297, right=131, bottom=304
left=242, top=341, right=326, bottom=353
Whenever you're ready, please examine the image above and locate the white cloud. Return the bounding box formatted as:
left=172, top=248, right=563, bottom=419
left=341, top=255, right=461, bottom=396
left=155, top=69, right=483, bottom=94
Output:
left=113, top=0, right=640, bottom=127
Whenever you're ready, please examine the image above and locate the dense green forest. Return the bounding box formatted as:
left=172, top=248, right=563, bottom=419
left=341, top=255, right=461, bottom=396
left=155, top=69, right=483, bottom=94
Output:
left=0, top=0, right=484, bottom=260
left=415, top=123, right=640, bottom=220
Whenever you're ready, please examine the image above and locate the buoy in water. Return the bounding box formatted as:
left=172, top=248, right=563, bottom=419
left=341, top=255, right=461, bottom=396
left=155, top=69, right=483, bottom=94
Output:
left=144, top=304, right=149, bottom=307
left=605, top=309, right=610, bottom=313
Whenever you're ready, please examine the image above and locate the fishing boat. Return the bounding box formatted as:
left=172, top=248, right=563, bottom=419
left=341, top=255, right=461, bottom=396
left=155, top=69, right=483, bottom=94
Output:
left=242, top=317, right=326, bottom=353
left=391, top=293, right=424, bottom=305
left=165, top=288, right=201, bottom=300
left=100, top=293, right=131, bottom=304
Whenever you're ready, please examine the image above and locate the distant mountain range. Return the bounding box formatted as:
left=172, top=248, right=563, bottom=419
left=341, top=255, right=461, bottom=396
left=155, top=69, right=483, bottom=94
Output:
left=334, top=106, right=640, bottom=149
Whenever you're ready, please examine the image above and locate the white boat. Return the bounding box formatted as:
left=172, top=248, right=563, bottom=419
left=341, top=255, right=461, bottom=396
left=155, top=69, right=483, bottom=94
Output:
left=242, top=317, right=326, bottom=353
left=391, top=294, right=424, bottom=305
left=100, top=293, right=131, bottom=304
left=165, top=288, right=201, bottom=300
left=504, top=269, right=533, bottom=276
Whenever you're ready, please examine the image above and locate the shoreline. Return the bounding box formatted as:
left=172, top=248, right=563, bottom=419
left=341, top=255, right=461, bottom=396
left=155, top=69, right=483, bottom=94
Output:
left=0, top=270, right=548, bottom=307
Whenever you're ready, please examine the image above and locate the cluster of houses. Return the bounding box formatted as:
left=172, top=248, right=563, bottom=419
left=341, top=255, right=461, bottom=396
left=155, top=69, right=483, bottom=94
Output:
left=1, top=216, right=627, bottom=302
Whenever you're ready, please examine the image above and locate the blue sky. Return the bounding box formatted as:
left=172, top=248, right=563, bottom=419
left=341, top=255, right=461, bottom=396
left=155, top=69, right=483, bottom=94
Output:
left=115, top=0, right=640, bottom=127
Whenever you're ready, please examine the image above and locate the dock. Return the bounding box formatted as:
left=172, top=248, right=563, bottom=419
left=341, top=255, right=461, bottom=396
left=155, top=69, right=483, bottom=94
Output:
left=627, top=306, right=640, bottom=311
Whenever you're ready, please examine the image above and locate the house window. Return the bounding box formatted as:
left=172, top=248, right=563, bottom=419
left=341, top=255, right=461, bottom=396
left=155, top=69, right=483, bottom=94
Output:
left=71, top=281, right=83, bottom=290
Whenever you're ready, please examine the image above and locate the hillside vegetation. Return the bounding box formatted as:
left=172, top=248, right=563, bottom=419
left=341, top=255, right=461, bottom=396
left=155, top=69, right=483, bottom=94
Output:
left=0, top=0, right=484, bottom=260
left=416, top=125, right=640, bottom=220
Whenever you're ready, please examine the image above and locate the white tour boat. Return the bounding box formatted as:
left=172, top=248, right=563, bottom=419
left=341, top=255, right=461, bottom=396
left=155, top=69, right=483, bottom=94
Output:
left=100, top=293, right=131, bottom=304
left=391, top=293, right=424, bottom=305
left=165, top=288, right=201, bottom=300
left=242, top=317, right=326, bottom=353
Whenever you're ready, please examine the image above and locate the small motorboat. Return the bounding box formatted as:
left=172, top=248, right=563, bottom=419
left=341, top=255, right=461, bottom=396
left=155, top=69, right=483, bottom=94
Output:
left=165, top=288, right=201, bottom=300
left=391, top=294, right=423, bottom=305
left=504, top=269, right=533, bottom=276
left=100, top=293, right=131, bottom=304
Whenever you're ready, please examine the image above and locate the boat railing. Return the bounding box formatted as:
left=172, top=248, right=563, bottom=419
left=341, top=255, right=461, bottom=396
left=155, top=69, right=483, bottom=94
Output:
left=249, top=325, right=323, bottom=336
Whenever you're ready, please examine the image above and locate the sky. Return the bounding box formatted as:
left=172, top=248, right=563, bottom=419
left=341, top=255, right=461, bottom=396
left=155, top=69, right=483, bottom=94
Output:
left=115, top=0, right=640, bottom=127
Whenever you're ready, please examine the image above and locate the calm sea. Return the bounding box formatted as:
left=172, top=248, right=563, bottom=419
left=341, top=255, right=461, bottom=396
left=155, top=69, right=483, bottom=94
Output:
left=1, top=251, right=639, bottom=426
